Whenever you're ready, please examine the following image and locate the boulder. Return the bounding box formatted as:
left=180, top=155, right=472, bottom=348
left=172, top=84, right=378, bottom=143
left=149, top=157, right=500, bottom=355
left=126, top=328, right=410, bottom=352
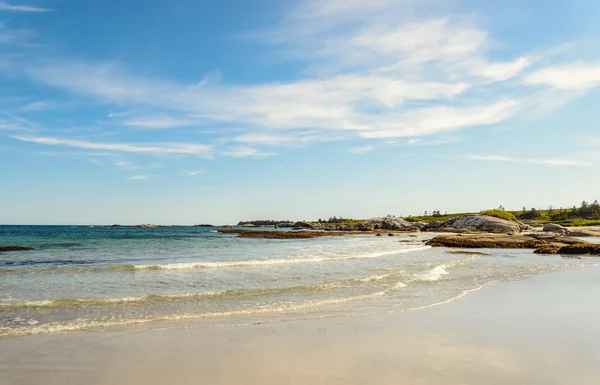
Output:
left=357, top=217, right=421, bottom=232
left=436, top=215, right=525, bottom=235
left=292, top=221, right=313, bottom=230
left=543, top=223, right=567, bottom=233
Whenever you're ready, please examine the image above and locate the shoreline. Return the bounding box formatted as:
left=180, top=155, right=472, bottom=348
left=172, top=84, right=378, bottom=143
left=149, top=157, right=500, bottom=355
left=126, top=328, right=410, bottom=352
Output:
left=2, top=265, right=600, bottom=384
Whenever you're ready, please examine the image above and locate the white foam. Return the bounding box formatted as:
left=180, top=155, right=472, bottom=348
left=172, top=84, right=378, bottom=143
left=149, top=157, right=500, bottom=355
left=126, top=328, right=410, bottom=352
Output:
left=134, top=246, right=430, bottom=271
left=412, top=265, right=449, bottom=282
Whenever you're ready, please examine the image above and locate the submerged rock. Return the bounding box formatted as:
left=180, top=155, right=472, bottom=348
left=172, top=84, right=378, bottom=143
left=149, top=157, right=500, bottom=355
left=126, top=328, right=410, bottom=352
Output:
left=217, top=229, right=351, bottom=239
left=0, top=246, right=35, bottom=252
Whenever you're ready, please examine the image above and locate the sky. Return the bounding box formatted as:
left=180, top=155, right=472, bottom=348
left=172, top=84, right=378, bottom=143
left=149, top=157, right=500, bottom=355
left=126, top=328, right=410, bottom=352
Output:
left=1, top=0, right=600, bottom=225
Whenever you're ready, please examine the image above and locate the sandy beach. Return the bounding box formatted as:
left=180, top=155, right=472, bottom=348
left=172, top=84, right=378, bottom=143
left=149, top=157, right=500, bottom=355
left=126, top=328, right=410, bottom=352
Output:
left=2, top=265, right=599, bottom=385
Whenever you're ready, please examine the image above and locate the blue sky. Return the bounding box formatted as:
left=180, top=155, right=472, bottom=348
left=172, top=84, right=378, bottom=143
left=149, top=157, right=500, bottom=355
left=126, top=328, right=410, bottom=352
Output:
left=1, top=0, right=600, bottom=225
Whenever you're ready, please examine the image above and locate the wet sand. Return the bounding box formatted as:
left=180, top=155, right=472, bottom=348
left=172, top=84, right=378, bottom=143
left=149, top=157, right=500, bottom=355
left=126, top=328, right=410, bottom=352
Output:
left=2, top=265, right=599, bottom=385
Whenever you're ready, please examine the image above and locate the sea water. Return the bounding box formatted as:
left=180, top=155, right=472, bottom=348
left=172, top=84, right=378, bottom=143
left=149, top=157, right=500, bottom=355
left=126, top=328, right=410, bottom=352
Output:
left=1, top=225, right=598, bottom=337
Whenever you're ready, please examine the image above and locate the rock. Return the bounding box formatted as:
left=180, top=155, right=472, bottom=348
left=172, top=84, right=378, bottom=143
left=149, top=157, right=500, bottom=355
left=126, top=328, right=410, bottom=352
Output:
left=376, top=233, right=382, bottom=236
left=111, top=224, right=122, bottom=227
left=535, top=243, right=600, bottom=255
left=543, top=223, right=567, bottom=233
left=426, top=233, right=588, bottom=249
left=292, top=221, right=313, bottom=230
left=435, top=215, right=525, bottom=235
left=388, top=233, right=395, bottom=236
left=427, top=220, right=443, bottom=229
left=357, top=217, right=421, bottom=232
left=565, top=229, right=600, bottom=237
left=194, top=224, right=213, bottom=227
left=0, top=246, right=35, bottom=252
left=217, top=229, right=352, bottom=239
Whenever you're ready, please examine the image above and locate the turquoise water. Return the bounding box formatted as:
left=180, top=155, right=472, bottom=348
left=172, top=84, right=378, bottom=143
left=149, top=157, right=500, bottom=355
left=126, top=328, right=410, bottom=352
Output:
left=1, top=225, right=598, bottom=337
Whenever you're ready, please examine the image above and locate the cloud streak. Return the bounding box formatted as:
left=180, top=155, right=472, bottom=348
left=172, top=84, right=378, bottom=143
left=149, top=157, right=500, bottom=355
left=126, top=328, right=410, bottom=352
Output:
left=12, top=136, right=213, bottom=157
left=467, top=154, right=594, bottom=167
left=0, top=1, right=50, bottom=12
left=222, top=147, right=275, bottom=158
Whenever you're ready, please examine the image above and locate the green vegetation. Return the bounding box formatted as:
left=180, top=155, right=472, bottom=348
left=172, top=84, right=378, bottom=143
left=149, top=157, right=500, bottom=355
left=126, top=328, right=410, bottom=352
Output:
left=312, top=217, right=363, bottom=225
left=404, top=212, right=471, bottom=223
left=510, top=200, right=600, bottom=227
left=480, top=209, right=518, bottom=222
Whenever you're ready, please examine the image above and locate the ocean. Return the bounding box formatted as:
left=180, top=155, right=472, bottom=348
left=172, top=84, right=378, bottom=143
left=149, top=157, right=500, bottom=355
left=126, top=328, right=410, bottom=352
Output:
left=1, top=225, right=598, bottom=338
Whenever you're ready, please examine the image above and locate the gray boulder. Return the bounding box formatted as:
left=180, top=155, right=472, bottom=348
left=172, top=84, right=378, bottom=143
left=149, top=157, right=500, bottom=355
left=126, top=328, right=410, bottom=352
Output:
left=543, top=223, right=567, bottom=233
left=357, top=217, right=421, bottom=232
left=292, top=221, right=313, bottom=230
left=437, top=215, right=525, bottom=235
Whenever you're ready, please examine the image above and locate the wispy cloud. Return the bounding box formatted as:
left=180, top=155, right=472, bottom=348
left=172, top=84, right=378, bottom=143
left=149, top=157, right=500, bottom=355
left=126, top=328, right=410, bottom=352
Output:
left=524, top=63, right=600, bottom=90
left=176, top=170, right=203, bottom=176
left=127, top=175, right=149, bottom=180
left=2, top=0, right=599, bottom=160
left=221, top=147, right=275, bottom=158
left=467, top=154, right=594, bottom=167
left=348, top=145, right=373, bottom=154
left=12, top=135, right=213, bottom=157
left=122, top=115, right=198, bottom=129
left=0, top=1, right=51, bottom=12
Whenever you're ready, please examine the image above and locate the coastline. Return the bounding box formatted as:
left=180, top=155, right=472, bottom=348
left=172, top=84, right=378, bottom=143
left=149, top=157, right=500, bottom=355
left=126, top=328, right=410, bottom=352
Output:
left=2, top=265, right=599, bottom=385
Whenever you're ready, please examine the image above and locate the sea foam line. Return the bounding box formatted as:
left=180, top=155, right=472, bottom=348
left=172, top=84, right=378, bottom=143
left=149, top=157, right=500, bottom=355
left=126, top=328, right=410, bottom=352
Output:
left=133, top=246, right=431, bottom=271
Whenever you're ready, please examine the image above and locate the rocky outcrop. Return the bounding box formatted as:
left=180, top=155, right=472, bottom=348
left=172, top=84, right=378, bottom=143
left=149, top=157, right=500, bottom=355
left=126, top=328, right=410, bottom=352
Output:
left=217, top=229, right=351, bottom=239
left=435, top=215, right=525, bottom=235
left=0, top=246, right=35, bottom=252
left=427, top=233, right=592, bottom=252
left=427, top=234, right=544, bottom=249
left=194, top=224, right=214, bottom=227
left=542, top=223, right=600, bottom=237
left=357, top=217, right=422, bottom=232
left=535, top=243, right=600, bottom=255
left=292, top=221, right=313, bottom=230
left=131, top=224, right=159, bottom=228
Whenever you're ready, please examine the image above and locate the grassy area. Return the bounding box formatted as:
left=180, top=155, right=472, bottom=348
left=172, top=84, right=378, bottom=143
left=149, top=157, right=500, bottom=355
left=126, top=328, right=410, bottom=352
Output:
left=480, top=209, right=518, bottom=222
left=404, top=213, right=473, bottom=222
left=507, top=209, right=600, bottom=227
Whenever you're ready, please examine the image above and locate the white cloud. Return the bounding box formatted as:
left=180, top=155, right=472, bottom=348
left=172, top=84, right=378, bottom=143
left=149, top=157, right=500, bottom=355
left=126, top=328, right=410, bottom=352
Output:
left=122, top=115, right=197, bottom=129
left=12, top=135, right=213, bottom=157
left=221, top=147, right=275, bottom=158
left=358, top=100, right=521, bottom=138
left=348, top=145, right=374, bottom=154
left=0, top=1, right=50, bottom=12
left=128, top=175, right=149, bottom=180
left=469, top=57, right=532, bottom=82
left=467, top=154, right=593, bottom=167
left=176, top=170, right=203, bottom=176
left=524, top=63, right=600, bottom=90
left=1, top=0, right=573, bottom=157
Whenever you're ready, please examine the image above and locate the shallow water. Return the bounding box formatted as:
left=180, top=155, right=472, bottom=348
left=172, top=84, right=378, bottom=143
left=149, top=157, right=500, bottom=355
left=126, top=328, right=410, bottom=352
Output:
left=1, top=225, right=598, bottom=337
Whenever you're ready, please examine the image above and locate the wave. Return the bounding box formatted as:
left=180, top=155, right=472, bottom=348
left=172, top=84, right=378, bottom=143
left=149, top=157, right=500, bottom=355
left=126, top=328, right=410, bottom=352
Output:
left=412, top=265, right=449, bottom=282
left=133, top=246, right=430, bottom=271
left=0, top=270, right=409, bottom=310
left=0, top=246, right=430, bottom=275
left=0, top=279, right=412, bottom=337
